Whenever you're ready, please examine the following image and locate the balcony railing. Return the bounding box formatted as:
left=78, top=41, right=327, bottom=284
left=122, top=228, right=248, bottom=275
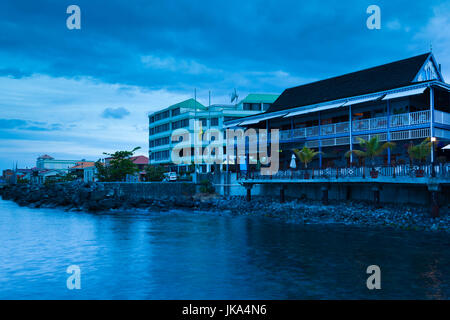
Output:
left=238, top=163, right=450, bottom=181
left=279, top=109, right=448, bottom=141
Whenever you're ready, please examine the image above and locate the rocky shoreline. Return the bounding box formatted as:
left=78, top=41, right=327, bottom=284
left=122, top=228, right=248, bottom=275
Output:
left=1, top=183, right=449, bottom=233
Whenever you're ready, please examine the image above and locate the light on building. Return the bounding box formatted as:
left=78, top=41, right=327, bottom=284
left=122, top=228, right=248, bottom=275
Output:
left=431, top=137, right=437, bottom=142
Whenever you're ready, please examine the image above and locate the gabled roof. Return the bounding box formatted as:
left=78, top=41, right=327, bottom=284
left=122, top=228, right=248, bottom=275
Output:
left=70, top=161, right=96, bottom=169
left=169, top=99, right=206, bottom=110
left=240, top=94, right=280, bottom=104
left=130, top=155, right=149, bottom=165
left=267, top=53, right=436, bottom=113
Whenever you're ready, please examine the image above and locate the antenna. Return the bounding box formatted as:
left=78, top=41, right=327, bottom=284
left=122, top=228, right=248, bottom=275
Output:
left=230, top=88, right=239, bottom=104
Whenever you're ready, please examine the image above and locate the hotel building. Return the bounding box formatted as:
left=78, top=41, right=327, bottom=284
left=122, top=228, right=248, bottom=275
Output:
left=225, top=53, right=450, bottom=171
left=148, top=94, right=279, bottom=172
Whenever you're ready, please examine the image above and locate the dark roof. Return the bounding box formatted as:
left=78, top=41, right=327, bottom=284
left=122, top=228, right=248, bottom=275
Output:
left=267, top=53, right=431, bottom=113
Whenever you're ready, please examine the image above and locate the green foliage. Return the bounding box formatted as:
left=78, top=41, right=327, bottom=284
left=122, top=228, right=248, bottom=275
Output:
left=145, top=165, right=165, bottom=181
left=199, top=179, right=215, bottom=194
left=59, top=173, right=79, bottom=182
left=407, top=138, right=432, bottom=164
left=95, top=147, right=141, bottom=182
left=293, top=146, right=322, bottom=168
left=345, top=136, right=395, bottom=166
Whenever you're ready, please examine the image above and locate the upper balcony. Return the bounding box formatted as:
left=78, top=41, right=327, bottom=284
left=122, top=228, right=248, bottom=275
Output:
left=279, top=109, right=450, bottom=142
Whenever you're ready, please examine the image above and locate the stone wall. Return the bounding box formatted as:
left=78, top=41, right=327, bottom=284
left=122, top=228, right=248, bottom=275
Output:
left=0, top=182, right=197, bottom=212
left=101, top=182, right=197, bottom=200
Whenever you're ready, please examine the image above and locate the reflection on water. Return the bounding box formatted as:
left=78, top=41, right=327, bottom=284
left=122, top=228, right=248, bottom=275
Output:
left=0, top=199, right=448, bottom=299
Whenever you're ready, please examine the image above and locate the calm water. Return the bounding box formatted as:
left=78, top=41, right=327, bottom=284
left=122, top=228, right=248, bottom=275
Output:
left=0, top=199, right=448, bottom=300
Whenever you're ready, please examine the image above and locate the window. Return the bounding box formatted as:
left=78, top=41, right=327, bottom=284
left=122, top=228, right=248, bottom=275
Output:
left=211, top=118, right=219, bottom=126
left=200, top=118, right=207, bottom=126
left=243, top=103, right=251, bottom=111
left=154, top=110, right=170, bottom=122
left=172, top=118, right=190, bottom=129
left=171, top=108, right=180, bottom=117
left=251, top=103, right=261, bottom=111
left=263, top=103, right=271, bottom=111
left=153, top=150, right=170, bottom=161
left=150, top=136, right=170, bottom=147
left=154, top=123, right=170, bottom=134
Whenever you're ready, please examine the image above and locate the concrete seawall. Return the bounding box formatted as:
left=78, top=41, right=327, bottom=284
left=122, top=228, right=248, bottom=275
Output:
left=211, top=172, right=450, bottom=206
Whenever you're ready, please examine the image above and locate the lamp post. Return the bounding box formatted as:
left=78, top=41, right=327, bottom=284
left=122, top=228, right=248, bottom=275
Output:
left=431, top=136, right=437, bottom=177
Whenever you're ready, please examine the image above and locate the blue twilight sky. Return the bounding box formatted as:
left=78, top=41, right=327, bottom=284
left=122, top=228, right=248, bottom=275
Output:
left=0, top=0, right=449, bottom=170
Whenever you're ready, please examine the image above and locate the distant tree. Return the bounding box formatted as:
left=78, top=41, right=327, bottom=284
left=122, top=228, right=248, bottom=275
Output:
left=145, top=165, right=165, bottom=181
left=95, top=147, right=141, bottom=182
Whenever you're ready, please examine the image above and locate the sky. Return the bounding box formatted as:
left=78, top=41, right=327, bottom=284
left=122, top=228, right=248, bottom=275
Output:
left=0, top=0, right=449, bottom=170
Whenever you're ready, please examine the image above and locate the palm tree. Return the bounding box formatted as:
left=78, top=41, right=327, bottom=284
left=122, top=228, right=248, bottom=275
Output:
left=293, top=146, right=322, bottom=169
left=345, top=136, right=395, bottom=168
left=407, top=138, right=432, bottom=164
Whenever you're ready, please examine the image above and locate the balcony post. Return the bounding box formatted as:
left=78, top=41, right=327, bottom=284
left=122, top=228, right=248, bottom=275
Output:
left=430, top=86, right=435, bottom=163
left=387, top=100, right=391, bottom=165
left=349, top=105, right=353, bottom=164
left=318, top=112, right=323, bottom=168
left=290, top=117, right=294, bottom=139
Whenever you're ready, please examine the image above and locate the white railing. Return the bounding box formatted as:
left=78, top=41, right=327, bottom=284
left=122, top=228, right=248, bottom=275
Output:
left=277, top=110, right=448, bottom=141
left=434, top=110, right=450, bottom=124
left=390, top=110, right=430, bottom=127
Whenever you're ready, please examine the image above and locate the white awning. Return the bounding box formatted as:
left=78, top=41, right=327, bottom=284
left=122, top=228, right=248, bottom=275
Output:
left=237, top=113, right=287, bottom=126
left=342, top=94, right=384, bottom=106
left=283, top=101, right=346, bottom=118
left=443, top=144, right=450, bottom=150
left=238, top=119, right=260, bottom=126
left=382, top=87, right=426, bottom=100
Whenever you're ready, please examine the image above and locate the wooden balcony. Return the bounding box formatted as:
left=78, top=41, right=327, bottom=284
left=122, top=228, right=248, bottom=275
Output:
left=279, top=110, right=448, bottom=143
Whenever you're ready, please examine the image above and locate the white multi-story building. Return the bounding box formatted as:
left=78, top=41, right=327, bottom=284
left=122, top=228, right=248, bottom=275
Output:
left=148, top=94, right=279, bottom=172
left=36, top=155, right=80, bottom=171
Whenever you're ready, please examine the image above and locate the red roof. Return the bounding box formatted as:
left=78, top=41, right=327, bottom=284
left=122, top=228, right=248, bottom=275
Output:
left=70, top=161, right=96, bottom=169
left=130, top=155, right=149, bottom=165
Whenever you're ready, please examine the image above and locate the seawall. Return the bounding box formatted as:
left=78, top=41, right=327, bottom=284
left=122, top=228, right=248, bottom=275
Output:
left=0, top=182, right=197, bottom=212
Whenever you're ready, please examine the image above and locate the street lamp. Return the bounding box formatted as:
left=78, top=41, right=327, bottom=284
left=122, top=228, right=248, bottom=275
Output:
left=431, top=136, right=437, bottom=177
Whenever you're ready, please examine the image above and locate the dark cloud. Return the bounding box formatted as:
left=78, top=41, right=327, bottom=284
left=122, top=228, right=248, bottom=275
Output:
left=0, top=68, right=32, bottom=79
left=0, top=0, right=442, bottom=95
left=101, top=107, right=131, bottom=119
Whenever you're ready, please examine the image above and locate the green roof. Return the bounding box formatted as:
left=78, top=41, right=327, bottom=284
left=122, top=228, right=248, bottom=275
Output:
left=169, top=98, right=206, bottom=110
left=241, top=94, right=279, bottom=104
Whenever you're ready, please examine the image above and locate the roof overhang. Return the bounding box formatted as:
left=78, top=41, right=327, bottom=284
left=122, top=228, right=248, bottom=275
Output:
left=228, top=81, right=448, bottom=127
left=283, top=101, right=346, bottom=118
left=382, top=87, right=426, bottom=100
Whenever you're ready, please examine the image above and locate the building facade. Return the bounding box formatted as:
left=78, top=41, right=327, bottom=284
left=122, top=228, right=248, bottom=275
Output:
left=36, top=155, right=80, bottom=171
left=225, top=53, right=450, bottom=171
left=148, top=94, right=279, bottom=172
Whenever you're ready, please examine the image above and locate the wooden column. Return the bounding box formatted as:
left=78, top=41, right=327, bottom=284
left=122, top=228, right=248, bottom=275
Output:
left=430, top=86, right=435, bottom=163
left=280, top=185, right=286, bottom=203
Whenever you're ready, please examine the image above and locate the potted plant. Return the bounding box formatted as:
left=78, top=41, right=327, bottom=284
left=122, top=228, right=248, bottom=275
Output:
left=345, top=136, right=395, bottom=178
left=293, top=146, right=322, bottom=179
left=407, top=138, right=432, bottom=177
